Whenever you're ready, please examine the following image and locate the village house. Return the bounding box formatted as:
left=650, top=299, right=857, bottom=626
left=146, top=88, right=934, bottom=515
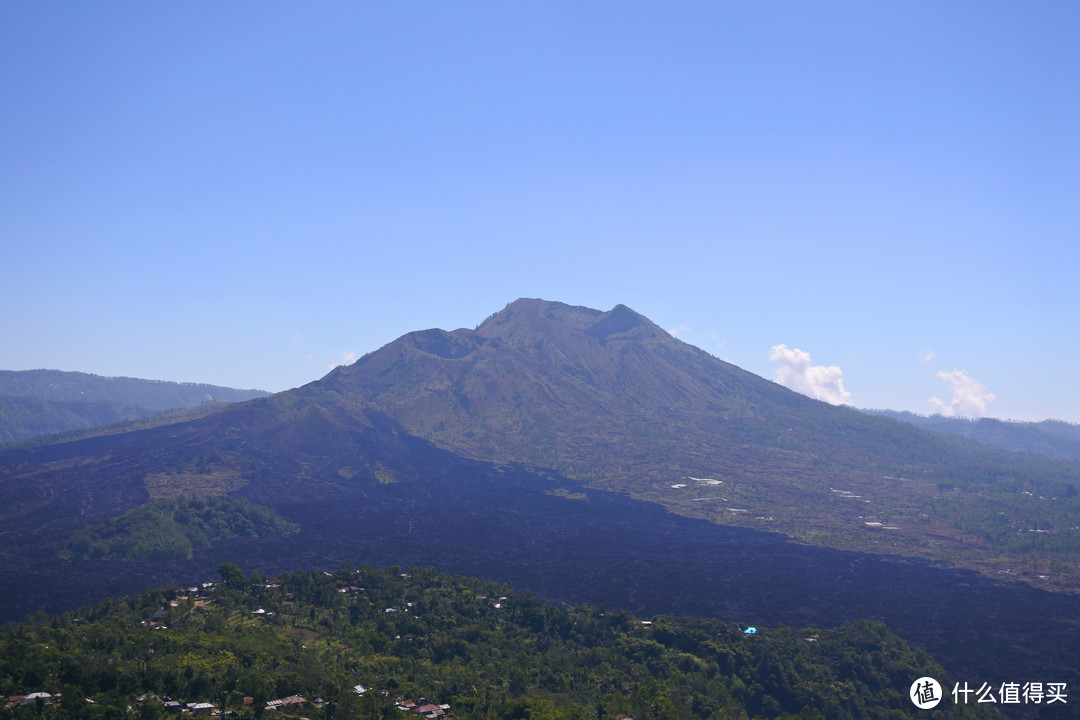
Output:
left=5, top=692, right=59, bottom=709
left=395, top=696, right=451, bottom=718
left=265, top=694, right=307, bottom=711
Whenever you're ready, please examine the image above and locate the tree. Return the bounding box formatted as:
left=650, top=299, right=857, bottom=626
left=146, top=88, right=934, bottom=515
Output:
left=218, top=562, right=246, bottom=587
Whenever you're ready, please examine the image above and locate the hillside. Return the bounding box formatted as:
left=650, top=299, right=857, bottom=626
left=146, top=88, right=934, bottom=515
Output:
left=11, top=302, right=1078, bottom=588
left=0, top=370, right=268, bottom=445
left=0, top=565, right=1001, bottom=720
left=327, top=299, right=1080, bottom=588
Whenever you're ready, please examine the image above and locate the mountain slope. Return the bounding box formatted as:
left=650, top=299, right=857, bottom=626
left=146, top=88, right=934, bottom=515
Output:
left=326, top=300, right=798, bottom=476
left=7, top=300, right=1079, bottom=586
left=5, top=299, right=1080, bottom=586
left=328, top=299, right=1043, bottom=479
left=323, top=299, right=1080, bottom=586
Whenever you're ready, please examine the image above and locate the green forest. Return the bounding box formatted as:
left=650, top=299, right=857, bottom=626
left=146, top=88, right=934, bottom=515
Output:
left=0, top=564, right=999, bottom=720
left=63, top=497, right=298, bottom=562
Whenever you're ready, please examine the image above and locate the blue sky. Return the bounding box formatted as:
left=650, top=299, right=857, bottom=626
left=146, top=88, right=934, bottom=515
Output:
left=2, top=2, right=1077, bottom=422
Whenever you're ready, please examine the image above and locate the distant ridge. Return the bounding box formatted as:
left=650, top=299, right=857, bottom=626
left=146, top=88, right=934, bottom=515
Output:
left=0, top=369, right=269, bottom=445
left=866, top=408, right=1080, bottom=462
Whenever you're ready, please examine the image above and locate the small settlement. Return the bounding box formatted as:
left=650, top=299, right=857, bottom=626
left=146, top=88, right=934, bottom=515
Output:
left=2, top=575, right=462, bottom=718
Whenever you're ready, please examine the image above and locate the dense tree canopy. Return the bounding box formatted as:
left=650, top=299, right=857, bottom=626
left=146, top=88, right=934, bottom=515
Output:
left=0, top=565, right=999, bottom=720
left=64, top=496, right=298, bottom=562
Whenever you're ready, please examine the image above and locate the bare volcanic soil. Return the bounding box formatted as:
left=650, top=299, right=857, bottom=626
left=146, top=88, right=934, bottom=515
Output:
left=6, top=466, right=1078, bottom=719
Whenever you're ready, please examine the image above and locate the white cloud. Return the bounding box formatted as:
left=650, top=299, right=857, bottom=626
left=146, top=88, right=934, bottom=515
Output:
left=919, top=349, right=935, bottom=364
left=669, top=326, right=727, bottom=358
left=769, top=344, right=852, bottom=405
left=328, top=350, right=358, bottom=371
left=928, top=369, right=995, bottom=417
